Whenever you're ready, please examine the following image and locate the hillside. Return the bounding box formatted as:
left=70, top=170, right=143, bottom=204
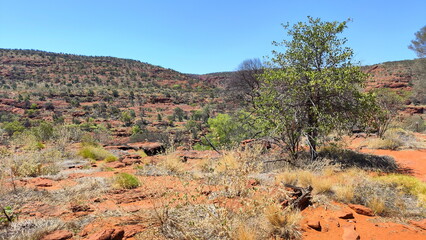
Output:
left=0, top=49, right=225, bottom=145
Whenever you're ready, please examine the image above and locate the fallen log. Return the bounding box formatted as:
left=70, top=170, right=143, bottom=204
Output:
left=283, top=184, right=313, bottom=210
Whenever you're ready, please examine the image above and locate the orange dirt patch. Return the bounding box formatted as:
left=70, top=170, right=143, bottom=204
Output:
left=360, top=149, right=426, bottom=181
left=302, top=202, right=426, bottom=240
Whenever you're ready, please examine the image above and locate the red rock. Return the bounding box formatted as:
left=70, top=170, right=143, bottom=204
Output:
left=35, top=179, right=53, bottom=187
left=410, top=219, right=426, bottom=230
left=122, top=157, right=141, bottom=165
left=247, top=178, right=260, bottom=187
left=41, top=230, right=73, bottom=240
left=127, top=142, right=164, bottom=155
left=307, top=220, right=322, bottom=231
left=349, top=204, right=374, bottom=216
left=336, top=210, right=354, bottom=219
left=106, top=162, right=125, bottom=168
left=84, top=228, right=124, bottom=240
left=342, top=225, right=360, bottom=240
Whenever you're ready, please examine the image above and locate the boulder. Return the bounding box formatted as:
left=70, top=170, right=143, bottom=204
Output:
left=349, top=204, right=374, bottom=216
left=342, top=225, right=360, bottom=240
left=84, top=228, right=124, bottom=240
left=307, top=220, right=322, bottom=231
left=41, top=230, right=73, bottom=240
left=336, top=210, right=354, bottom=219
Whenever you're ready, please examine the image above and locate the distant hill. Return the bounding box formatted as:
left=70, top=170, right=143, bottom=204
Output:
left=0, top=48, right=206, bottom=90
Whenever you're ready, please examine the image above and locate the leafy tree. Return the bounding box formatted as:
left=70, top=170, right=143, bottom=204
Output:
left=173, top=107, right=185, bottom=121
left=409, top=25, right=426, bottom=58
left=254, top=17, right=377, bottom=160
left=2, top=121, right=25, bottom=136
left=206, top=112, right=263, bottom=148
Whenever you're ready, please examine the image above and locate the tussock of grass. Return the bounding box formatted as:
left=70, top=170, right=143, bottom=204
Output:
left=113, top=173, right=140, bottom=189
left=368, top=128, right=418, bottom=150
left=265, top=204, right=301, bottom=239
left=333, top=184, right=355, bottom=203
left=368, top=138, right=401, bottom=150
left=367, top=196, right=386, bottom=215
left=376, top=174, right=426, bottom=205
left=215, top=153, right=240, bottom=173
left=234, top=225, right=256, bottom=240
left=161, top=154, right=185, bottom=174
left=78, top=145, right=116, bottom=161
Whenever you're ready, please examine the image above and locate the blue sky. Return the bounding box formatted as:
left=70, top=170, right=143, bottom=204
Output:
left=0, top=0, right=425, bottom=74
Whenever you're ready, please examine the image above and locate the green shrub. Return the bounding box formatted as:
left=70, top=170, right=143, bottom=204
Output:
left=376, top=174, right=426, bottom=197
left=78, top=146, right=116, bottom=161
left=104, top=155, right=118, bottom=163
left=114, top=173, right=140, bottom=189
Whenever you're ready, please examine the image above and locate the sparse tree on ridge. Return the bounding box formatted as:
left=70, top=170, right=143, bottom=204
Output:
left=226, top=58, right=264, bottom=105
left=409, top=25, right=426, bottom=58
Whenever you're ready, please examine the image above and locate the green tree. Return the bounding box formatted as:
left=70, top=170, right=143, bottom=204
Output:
left=206, top=112, right=263, bottom=148
left=409, top=25, right=426, bottom=58
left=254, top=17, right=377, bottom=160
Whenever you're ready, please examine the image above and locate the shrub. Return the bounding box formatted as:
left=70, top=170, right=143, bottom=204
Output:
left=78, top=146, right=116, bottom=161
left=104, top=155, right=118, bottom=163
left=114, top=173, right=140, bottom=189
left=368, top=128, right=417, bottom=150
left=376, top=174, right=426, bottom=203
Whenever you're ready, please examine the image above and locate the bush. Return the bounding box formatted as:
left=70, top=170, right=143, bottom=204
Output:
left=376, top=174, right=426, bottom=205
left=78, top=146, right=116, bottom=161
left=367, top=128, right=417, bottom=150
left=114, top=173, right=140, bottom=189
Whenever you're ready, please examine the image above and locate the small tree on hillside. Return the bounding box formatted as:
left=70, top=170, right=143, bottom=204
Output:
left=254, top=17, right=378, bottom=160
left=226, top=58, right=264, bottom=105
left=409, top=25, right=426, bottom=58
left=369, top=89, right=405, bottom=138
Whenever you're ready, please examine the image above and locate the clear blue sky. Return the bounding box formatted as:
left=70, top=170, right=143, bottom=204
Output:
left=1, top=0, right=425, bottom=74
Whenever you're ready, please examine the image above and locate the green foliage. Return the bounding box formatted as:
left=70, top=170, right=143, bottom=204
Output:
left=2, top=121, right=25, bottom=136
left=78, top=145, right=116, bottom=161
left=206, top=111, right=262, bottom=148
left=0, top=206, right=15, bottom=224
left=409, top=25, right=426, bottom=58
left=120, top=111, right=133, bottom=126
left=255, top=17, right=378, bottom=160
left=114, top=173, right=140, bottom=189
left=173, top=107, right=185, bottom=121
left=376, top=174, right=426, bottom=206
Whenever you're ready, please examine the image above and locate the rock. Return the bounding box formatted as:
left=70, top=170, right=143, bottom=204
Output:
left=336, top=210, right=354, bottom=219
left=342, top=225, right=360, bottom=240
left=127, top=142, right=164, bottom=156
left=410, top=219, right=426, bottom=230
left=307, top=220, right=322, bottom=231
left=84, top=228, right=124, bottom=240
left=35, top=179, right=53, bottom=187
left=247, top=178, right=260, bottom=187
left=122, top=157, right=141, bottom=166
left=41, top=230, right=73, bottom=240
left=106, top=162, right=125, bottom=168
left=349, top=204, right=374, bottom=216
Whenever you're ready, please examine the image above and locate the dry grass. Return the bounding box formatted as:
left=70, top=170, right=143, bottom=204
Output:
left=233, top=225, right=256, bottom=240
left=368, top=128, right=419, bottom=150
left=367, top=196, right=386, bottom=215
left=332, top=184, right=355, bottom=203
left=265, top=204, right=301, bottom=239
left=0, top=218, right=63, bottom=240
left=215, top=153, right=240, bottom=173
left=161, top=154, right=185, bottom=174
